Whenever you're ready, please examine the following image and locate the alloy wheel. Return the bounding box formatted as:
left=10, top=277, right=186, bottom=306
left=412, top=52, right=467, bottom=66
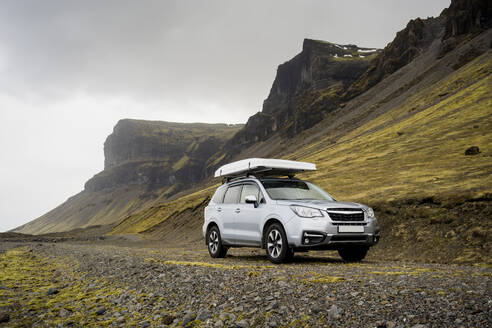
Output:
left=267, top=229, right=283, bottom=258
left=209, top=230, right=219, bottom=254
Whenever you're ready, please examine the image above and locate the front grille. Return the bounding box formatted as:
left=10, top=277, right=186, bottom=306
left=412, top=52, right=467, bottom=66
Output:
left=327, top=208, right=364, bottom=221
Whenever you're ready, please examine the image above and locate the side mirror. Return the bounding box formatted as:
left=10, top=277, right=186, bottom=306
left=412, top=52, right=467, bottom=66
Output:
left=245, top=195, right=258, bottom=208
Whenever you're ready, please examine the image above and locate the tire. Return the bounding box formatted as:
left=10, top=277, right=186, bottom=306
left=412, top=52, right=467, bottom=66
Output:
left=338, top=246, right=368, bottom=262
left=207, top=226, right=228, bottom=258
left=265, top=223, right=290, bottom=264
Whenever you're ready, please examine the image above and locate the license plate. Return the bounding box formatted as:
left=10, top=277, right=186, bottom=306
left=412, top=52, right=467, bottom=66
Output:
left=338, top=225, right=364, bottom=233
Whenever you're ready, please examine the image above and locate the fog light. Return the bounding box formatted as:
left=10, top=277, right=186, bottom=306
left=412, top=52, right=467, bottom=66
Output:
left=304, top=238, right=309, bottom=244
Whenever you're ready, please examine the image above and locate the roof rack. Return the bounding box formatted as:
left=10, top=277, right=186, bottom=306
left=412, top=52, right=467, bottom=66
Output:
left=223, top=174, right=258, bottom=183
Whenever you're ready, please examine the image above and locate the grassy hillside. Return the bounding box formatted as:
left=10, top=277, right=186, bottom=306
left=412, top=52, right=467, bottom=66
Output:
left=110, top=185, right=216, bottom=235
left=297, top=51, right=492, bottom=203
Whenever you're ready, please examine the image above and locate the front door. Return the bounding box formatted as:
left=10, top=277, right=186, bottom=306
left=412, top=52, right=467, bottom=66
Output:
left=235, top=183, right=264, bottom=246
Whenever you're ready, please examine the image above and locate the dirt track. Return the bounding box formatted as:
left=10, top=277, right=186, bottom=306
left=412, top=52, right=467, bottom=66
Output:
left=0, top=241, right=490, bottom=327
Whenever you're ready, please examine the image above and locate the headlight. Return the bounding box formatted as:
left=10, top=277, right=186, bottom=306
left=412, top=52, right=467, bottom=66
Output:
left=290, top=205, right=323, bottom=218
left=364, top=207, right=375, bottom=218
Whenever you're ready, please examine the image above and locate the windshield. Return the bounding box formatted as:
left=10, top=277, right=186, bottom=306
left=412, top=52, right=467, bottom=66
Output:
left=261, top=180, right=335, bottom=201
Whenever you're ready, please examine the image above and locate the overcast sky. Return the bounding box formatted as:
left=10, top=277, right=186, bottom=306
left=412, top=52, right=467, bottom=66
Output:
left=0, top=0, right=450, bottom=232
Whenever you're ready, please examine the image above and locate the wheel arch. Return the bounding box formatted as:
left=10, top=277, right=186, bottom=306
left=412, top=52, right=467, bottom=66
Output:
left=261, top=217, right=285, bottom=249
left=205, top=221, right=219, bottom=245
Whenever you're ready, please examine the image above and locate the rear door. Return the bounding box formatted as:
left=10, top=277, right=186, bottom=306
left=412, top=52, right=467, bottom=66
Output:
left=207, top=184, right=227, bottom=224
left=220, top=184, right=242, bottom=244
left=235, top=183, right=265, bottom=246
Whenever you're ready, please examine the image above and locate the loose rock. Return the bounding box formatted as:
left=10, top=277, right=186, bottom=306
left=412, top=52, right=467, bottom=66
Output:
left=47, top=287, right=59, bottom=295
left=465, top=146, right=480, bottom=155
left=94, top=307, right=106, bottom=315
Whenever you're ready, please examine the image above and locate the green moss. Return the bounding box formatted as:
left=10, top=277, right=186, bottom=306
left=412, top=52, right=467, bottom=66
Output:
left=0, top=247, right=140, bottom=327
left=158, top=260, right=274, bottom=270
left=304, top=276, right=345, bottom=284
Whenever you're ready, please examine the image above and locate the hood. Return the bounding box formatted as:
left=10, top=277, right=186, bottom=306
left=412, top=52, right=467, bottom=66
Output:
left=275, top=199, right=367, bottom=210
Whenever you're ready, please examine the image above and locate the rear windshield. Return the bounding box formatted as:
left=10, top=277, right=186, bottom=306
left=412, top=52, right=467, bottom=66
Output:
left=261, top=180, right=334, bottom=201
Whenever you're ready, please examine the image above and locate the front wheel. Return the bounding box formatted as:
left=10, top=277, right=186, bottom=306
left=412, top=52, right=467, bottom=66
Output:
left=207, top=226, right=228, bottom=258
left=265, top=223, right=292, bottom=264
left=338, top=246, right=368, bottom=262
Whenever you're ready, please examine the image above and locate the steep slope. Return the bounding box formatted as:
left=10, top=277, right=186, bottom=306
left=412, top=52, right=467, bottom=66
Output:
left=13, top=120, right=242, bottom=234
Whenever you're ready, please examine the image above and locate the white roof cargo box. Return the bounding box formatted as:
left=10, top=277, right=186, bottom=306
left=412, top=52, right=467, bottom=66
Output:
left=214, top=158, right=316, bottom=178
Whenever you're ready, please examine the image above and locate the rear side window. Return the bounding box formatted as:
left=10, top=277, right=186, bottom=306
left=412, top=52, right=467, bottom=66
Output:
left=211, top=185, right=227, bottom=204
left=240, top=184, right=260, bottom=203
left=223, top=185, right=242, bottom=204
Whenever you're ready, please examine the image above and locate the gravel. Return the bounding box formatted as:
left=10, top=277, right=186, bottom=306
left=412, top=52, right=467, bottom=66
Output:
left=1, top=241, right=491, bottom=327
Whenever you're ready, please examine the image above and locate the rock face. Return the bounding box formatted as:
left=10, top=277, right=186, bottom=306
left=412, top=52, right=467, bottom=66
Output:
left=439, top=0, right=492, bottom=58
left=345, top=16, right=444, bottom=99
left=85, top=119, right=241, bottom=194
left=222, top=39, right=378, bottom=154
left=443, top=0, right=492, bottom=39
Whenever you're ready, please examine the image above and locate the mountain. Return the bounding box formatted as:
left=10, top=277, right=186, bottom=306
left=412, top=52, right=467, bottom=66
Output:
left=13, top=40, right=381, bottom=235
left=14, top=0, right=492, bottom=264
left=13, top=120, right=242, bottom=234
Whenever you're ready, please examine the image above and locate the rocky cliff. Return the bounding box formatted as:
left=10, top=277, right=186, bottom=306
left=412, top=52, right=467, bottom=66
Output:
left=215, top=39, right=378, bottom=164
left=345, top=16, right=444, bottom=99
left=85, top=119, right=240, bottom=195
left=443, top=0, right=492, bottom=39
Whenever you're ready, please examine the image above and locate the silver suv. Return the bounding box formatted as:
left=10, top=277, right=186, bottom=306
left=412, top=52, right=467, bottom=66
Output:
left=203, top=176, right=380, bottom=263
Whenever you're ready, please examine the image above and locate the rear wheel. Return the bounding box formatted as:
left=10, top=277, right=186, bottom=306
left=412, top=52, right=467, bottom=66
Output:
left=265, top=223, right=290, bottom=264
left=207, top=226, right=227, bottom=258
left=338, top=246, right=368, bottom=262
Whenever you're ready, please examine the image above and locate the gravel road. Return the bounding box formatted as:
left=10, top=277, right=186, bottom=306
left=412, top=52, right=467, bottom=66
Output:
left=0, top=241, right=490, bottom=327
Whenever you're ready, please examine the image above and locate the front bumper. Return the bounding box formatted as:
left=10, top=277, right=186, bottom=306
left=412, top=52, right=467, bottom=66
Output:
left=285, top=215, right=380, bottom=250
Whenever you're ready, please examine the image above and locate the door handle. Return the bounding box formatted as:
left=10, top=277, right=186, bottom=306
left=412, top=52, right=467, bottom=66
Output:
left=235, top=208, right=241, bottom=213
left=217, top=207, right=222, bottom=212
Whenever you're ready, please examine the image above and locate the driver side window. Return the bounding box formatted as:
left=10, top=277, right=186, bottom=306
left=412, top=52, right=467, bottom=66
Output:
left=239, top=183, right=265, bottom=204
